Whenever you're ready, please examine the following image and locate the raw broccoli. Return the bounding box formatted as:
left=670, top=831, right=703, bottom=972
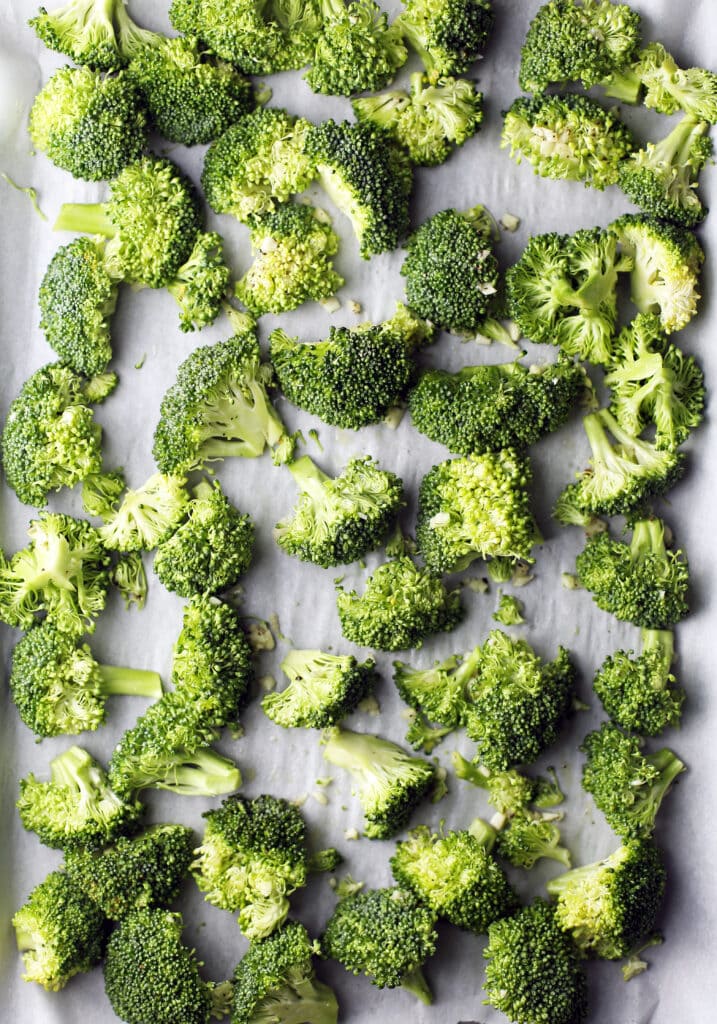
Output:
left=303, top=119, right=412, bottom=258
left=13, top=870, right=107, bottom=991
left=9, top=618, right=162, bottom=738
left=202, top=108, right=315, bottom=224
left=396, top=0, right=494, bottom=82
left=608, top=42, right=717, bottom=121
left=483, top=900, right=588, bottom=1024
left=154, top=479, right=254, bottom=597
left=393, top=645, right=480, bottom=727
left=99, top=471, right=188, bottom=552
left=494, top=594, right=525, bottom=626
left=322, top=726, right=435, bottom=838
left=270, top=302, right=433, bottom=429
left=502, top=93, right=633, bottom=190
left=581, top=723, right=685, bottom=839
left=451, top=753, right=539, bottom=813
left=54, top=156, right=201, bottom=288
left=353, top=72, right=483, bottom=166
left=612, top=213, right=703, bottom=334
left=29, top=65, right=147, bottom=181
left=391, top=819, right=517, bottom=932
left=404, top=712, right=453, bottom=753
left=335, top=556, right=464, bottom=651
left=104, top=908, right=231, bottom=1024
left=416, top=451, right=540, bottom=575
left=153, top=332, right=289, bottom=474
left=263, top=649, right=377, bottom=728
left=82, top=467, right=125, bottom=519
left=494, top=809, right=572, bottom=869
left=593, top=629, right=684, bottom=735
left=112, top=550, right=148, bottom=609
left=320, top=887, right=437, bottom=1001
left=575, top=518, right=689, bottom=628
left=0, top=513, right=111, bottom=635
left=235, top=203, right=343, bottom=316
left=29, top=0, right=159, bottom=70
left=17, top=745, right=143, bottom=851
left=166, top=231, right=231, bottom=333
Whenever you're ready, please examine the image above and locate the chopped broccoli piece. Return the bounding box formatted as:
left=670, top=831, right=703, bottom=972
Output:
left=404, top=711, right=453, bottom=753
left=29, top=0, right=158, bottom=70
left=494, top=594, right=525, bottom=625
left=306, top=0, right=406, bottom=96
left=82, top=468, right=125, bottom=520
left=111, top=550, right=148, bottom=609
left=495, top=809, right=571, bottom=869
left=618, top=42, right=717, bottom=122
left=393, top=645, right=480, bottom=727
left=451, top=754, right=540, bottom=816
left=166, top=231, right=231, bottom=333
left=99, top=472, right=188, bottom=552
left=593, top=629, right=684, bottom=735
left=263, top=649, right=377, bottom=729
left=396, top=0, right=494, bottom=82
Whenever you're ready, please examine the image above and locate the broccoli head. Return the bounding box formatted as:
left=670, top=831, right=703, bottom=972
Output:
left=494, top=809, right=572, bottom=869
left=306, top=0, right=406, bottom=96
left=263, top=649, right=377, bottom=729
left=29, top=0, right=159, bottom=70
left=627, top=42, right=717, bottom=123
left=166, top=231, right=231, bottom=333
left=393, top=645, right=480, bottom=727
left=396, top=0, right=494, bottom=82
left=99, top=471, right=188, bottom=552
left=451, top=754, right=543, bottom=815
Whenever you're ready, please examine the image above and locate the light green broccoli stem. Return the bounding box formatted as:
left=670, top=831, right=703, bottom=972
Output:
left=97, top=665, right=163, bottom=699
left=151, top=748, right=242, bottom=796
left=287, top=455, right=329, bottom=502
left=467, top=816, right=498, bottom=851
left=54, top=202, right=116, bottom=237
left=51, top=745, right=103, bottom=793
left=646, top=748, right=686, bottom=802
left=401, top=965, right=432, bottom=1005
left=192, top=479, right=215, bottom=501
left=451, top=751, right=489, bottom=786
left=629, top=519, right=666, bottom=563
left=583, top=409, right=636, bottom=474
left=652, top=116, right=709, bottom=168
left=601, top=67, right=642, bottom=104
left=641, top=629, right=674, bottom=681
left=545, top=856, right=606, bottom=898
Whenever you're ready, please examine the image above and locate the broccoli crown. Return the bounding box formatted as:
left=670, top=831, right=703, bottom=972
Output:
left=263, top=648, right=377, bottom=729
left=483, top=900, right=588, bottom=1024
left=494, top=809, right=572, bottom=869
left=192, top=794, right=309, bottom=939
left=416, top=451, right=540, bottom=574
left=166, top=231, right=231, bottom=333
left=519, top=0, right=642, bottom=93
left=202, top=109, right=315, bottom=223
left=322, top=726, right=435, bottom=838
left=612, top=212, right=704, bottom=334
left=0, top=512, right=111, bottom=634
left=99, top=471, right=189, bottom=552
left=451, top=754, right=541, bottom=814
left=235, top=203, right=343, bottom=316
left=320, top=886, right=437, bottom=990
left=547, top=839, right=666, bottom=959
left=303, top=119, right=412, bottom=258
left=17, top=745, right=143, bottom=851
left=128, top=34, right=254, bottom=145
left=232, top=920, right=338, bottom=1024
left=397, top=0, right=494, bottom=81
left=633, top=42, right=717, bottom=123
left=13, top=869, right=107, bottom=991
left=335, top=556, right=464, bottom=651
left=29, top=0, right=158, bottom=70
left=154, top=480, right=254, bottom=597
left=400, top=206, right=499, bottom=332
left=581, top=722, right=686, bottom=839
left=393, top=645, right=481, bottom=727
left=29, top=64, right=147, bottom=181
left=409, top=357, right=585, bottom=455
left=391, top=823, right=517, bottom=932
left=153, top=332, right=288, bottom=474
left=575, top=518, right=689, bottom=628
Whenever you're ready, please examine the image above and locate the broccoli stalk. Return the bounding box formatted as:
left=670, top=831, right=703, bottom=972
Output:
left=604, top=43, right=717, bottom=123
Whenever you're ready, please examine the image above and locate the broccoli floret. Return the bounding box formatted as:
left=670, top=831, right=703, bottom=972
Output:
left=581, top=723, right=685, bottom=839
left=391, top=819, right=517, bottom=932
left=335, top=556, right=464, bottom=651
left=303, top=119, right=412, bottom=258
left=99, top=472, right=188, bottom=552
left=322, top=726, right=435, bottom=838
left=128, top=34, right=254, bottom=145
left=29, top=65, right=146, bottom=181
left=54, top=156, right=201, bottom=288
left=111, top=550, right=148, bottom=609
left=451, top=753, right=541, bottom=814
left=202, top=108, right=315, bottom=224
left=404, top=711, right=453, bottom=753
left=17, top=745, right=143, bottom=851
left=29, top=0, right=158, bottom=70
left=393, top=645, right=480, bottom=727
left=154, top=479, right=254, bottom=597
left=9, top=618, right=162, bottom=738
left=235, top=203, right=343, bottom=316
left=593, top=629, right=684, bottom=735
left=192, top=794, right=310, bottom=938
left=263, top=649, right=377, bottom=729
left=13, top=870, right=107, bottom=991
left=396, top=0, right=494, bottom=82
left=494, top=594, right=525, bottom=625
left=575, top=518, right=689, bottom=628
left=495, top=809, right=572, bottom=869
left=612, top=213, right=703, bottom=334
left=82, top=468, right=125, bottom=519
left=166, top=231, right=231, bottom=333
left=416, top=451, right=540, bottom=575
left=483, top=900, right=588, bottom=1024
left=615, top=42, right=717, bottom=122
left=320, top=886, right=437, bottom=1000
left=0, top=513, right=111, bottom=634
left=233, top=920, right=337, bottom=1024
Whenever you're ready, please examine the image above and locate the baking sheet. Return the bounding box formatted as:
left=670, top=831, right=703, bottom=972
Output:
left=1, top=1, right=716, bottom=1021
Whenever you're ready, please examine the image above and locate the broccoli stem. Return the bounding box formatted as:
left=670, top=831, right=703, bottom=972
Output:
left=545, top=859, right=600, bottom=897
left=629, top=519, right=666, bottom=563
left=192, top=479, right=215, bottom=501
left=583, top=411, right=626, bottom=475
left=288, top=455, right=329, bottom=503
left=14, top=926, right=35, bottom=952
left=467, top=816, right=498, bottom=851
left=601, top=68, right=642, bottom=104
left=645, top=748, right=686, bottom=801
left=654, top=115, right=708, bottom=168
left=452, top=751, right=489, bottom=785
left=51, top=745, right=102, bottom=794
left=400, top=965, right=433, bottom=1005
left=149, top=748, right=242, bottom=796
left=289, top=977, right=340, bottom=1022
left=97, top=665, right=163, bottom=699
left=54, top=203, right=116, bottom=237
left=641, top=629, right=674, bottom=686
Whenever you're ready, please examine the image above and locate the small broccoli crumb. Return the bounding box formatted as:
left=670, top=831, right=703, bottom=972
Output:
left=245, top=620, right=275, bottom=652
left=500, top=213, right=520, bottom=231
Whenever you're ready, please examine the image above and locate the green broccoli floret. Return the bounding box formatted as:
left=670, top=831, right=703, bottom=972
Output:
left=9, top=618, right=162, bottom=738
left=13, top=870, right=107, bottom=991
left=29, top=65, right=147, bottom=181
left=17, top=745, right=143, bottom=851
left=29, top=0, right=159, bottom=70
left=0, top=513, right=111, bottom=635
left=322, top=726, right=435, bottom=838
left=393, top=645, right=480, bottom=727
left=82, top=468, right=125, bottom=519
left=493, top=593, right=525, bottom=626
left=451, top=753, right=540, bottom=813
left=403, top=711, right=453, bottom=753
left=303, top=119, right=412, bottom=258
left=396, top=0, right=494, bottom=82
left=610, top=42, right=717, bottom=122
left=270, top=302, right=433, bottom=429
left=166, top=231, right=231, bottom=333
left=416, top=451, right=541, bottom=575
left=575, top=518, right=689, bottom=628
left=320, top=886, right=437, bottom=1001
left=495, top=809, right=572, bottom=869
left=263, top=649, right=377, bottom=729
left=483, top=900, right=588, bottom=1024
left=111, top=550, right=148, bottom=609
left=99, top=471, right=188, bottom=552
left=581, top=723, right=685, bottom=839
left=391, top=819, right=517, bottom=932
left=235, top=203, right=343, bottom=316
left=54, top=156, right=201, bottom=288
left=612, top=213, right=704, bottom=334
left=335, top=556, right=464, bottom=651
left=154, top=479, right=254, bottom=597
